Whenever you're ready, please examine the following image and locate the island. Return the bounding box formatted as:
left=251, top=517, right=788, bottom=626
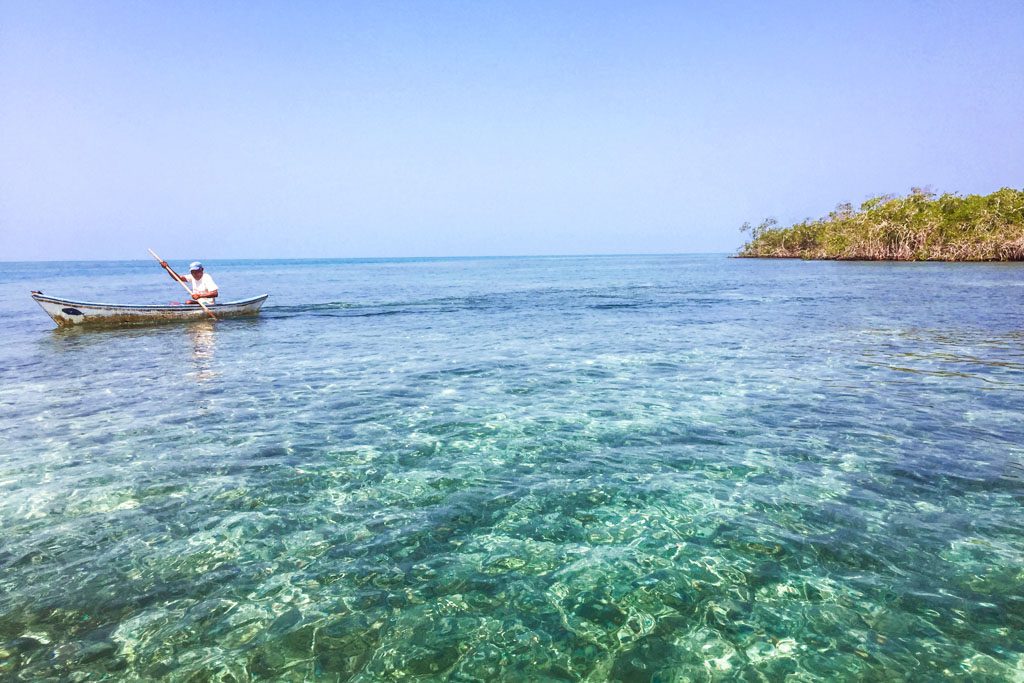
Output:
left=737, top=187, right=1024, bottom=261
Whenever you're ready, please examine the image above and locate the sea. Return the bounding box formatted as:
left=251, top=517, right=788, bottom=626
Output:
left=1, top=254, right=1022, bottom=681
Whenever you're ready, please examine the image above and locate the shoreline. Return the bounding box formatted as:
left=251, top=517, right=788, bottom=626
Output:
left=737, top=187, right=1024, bottom=263
left=732, top=254, right=1024, bottom=262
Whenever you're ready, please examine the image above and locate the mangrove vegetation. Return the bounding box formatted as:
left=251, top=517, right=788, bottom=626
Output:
left=737, top=187, right=1024, bottom=261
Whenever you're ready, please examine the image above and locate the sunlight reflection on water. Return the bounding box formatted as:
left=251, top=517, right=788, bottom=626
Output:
left=1, top=256, right=1022, bottom=680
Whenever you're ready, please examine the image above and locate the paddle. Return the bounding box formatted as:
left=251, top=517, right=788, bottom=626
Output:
left=148, top=248, right=217, bottom=320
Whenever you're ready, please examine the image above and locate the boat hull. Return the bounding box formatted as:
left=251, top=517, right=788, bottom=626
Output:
left=31, top=292, right=269, bottom=327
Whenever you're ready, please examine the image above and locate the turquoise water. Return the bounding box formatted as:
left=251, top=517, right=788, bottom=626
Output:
left=1, top=254, right=1022, bottom=681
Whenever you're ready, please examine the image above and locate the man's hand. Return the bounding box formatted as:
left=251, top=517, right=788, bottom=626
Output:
left=160, top=261, right=168, bottom=268
left=191, top=293, right=202, bottom=300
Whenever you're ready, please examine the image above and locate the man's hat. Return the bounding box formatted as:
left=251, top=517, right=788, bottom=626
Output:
left=189, top=261, right=203, bottom=271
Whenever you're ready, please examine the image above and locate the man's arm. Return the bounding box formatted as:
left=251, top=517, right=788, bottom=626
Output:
left=192, top=288, right=218, bottom=300
left=159, top=261, right=186, bottom=284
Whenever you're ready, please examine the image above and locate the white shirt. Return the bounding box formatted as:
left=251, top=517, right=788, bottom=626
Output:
left=185, top=272, right=218, bottom=301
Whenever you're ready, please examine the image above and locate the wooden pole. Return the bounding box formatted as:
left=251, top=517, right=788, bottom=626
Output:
left=148, top=248, right=217, bottom=320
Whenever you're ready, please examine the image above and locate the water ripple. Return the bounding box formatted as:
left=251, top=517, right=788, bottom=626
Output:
left=1, top=256, right=1023, bottom=680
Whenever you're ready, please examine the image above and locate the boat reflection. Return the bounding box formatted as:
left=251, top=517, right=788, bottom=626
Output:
left=187, top=321, right=218, bottom=382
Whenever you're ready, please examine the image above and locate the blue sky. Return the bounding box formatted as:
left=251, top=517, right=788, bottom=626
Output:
left=2, top=1, right=1022, bottom=260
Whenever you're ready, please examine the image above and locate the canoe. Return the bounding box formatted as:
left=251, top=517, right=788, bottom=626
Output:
left=31, top=291, right=269, bottom=327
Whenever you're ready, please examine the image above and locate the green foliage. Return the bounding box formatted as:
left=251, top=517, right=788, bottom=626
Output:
left=737, top=187, right=1024, bottom=261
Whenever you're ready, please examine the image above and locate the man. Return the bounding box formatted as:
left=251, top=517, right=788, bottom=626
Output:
left=160, top=260, right=219, bottom=304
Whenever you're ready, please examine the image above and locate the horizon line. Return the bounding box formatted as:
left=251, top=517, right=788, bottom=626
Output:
left=0, top=251, right=734, bottom=265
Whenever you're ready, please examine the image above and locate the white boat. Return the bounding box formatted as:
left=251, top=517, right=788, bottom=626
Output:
left=31, top=291, right=269, bottom=327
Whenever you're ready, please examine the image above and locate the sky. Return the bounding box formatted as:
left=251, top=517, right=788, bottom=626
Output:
left=1, top=1, right=1022, bottom=261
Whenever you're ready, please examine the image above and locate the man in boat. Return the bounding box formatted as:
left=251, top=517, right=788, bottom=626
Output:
left=159, top=260, right=219, bottom=304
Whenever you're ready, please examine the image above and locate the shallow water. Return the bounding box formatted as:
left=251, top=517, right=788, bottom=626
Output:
left=1, top=255, right=1022, bottom=681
